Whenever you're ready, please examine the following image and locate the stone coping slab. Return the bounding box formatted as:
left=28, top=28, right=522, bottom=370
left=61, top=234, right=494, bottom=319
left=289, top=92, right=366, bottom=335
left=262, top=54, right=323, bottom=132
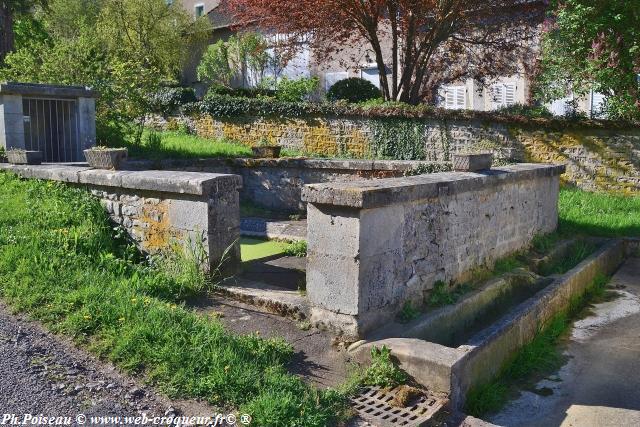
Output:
left=0, top=82, right=96, bottom=98
left=127, top=157, right=443, bottom=172
left=0, top=163, right=241, bottom=196
left=302, top=163, right=566, bottom=209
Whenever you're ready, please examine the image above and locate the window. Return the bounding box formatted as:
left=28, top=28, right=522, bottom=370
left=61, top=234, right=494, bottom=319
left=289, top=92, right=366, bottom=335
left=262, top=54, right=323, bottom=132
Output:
left=443, top=86, right=466, bottom=109
left=361, top=68, right=380, bottom=89
left=591, top=92, right=607, bottom=118
left=491, top=83, right=517, bottom=108
left=194, top=3, right=205, bottom=18
left=325, top=72, right=349, bottom=91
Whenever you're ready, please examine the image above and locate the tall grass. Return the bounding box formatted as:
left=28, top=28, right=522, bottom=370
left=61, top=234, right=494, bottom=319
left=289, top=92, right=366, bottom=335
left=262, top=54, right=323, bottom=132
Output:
left=0, top=173, right=347, bottom=426
left=122, top=130, right=253, bottom=160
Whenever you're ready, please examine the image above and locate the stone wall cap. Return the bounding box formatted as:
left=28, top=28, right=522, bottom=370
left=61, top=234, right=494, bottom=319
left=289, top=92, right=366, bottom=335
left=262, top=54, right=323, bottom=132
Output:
left=301, top=163, right=566, bottom=209
left=127, top=157, right=440, bottom=172
left=0, top=163, right=242, bottom=196
left=0, top=82, right=96, bottom=98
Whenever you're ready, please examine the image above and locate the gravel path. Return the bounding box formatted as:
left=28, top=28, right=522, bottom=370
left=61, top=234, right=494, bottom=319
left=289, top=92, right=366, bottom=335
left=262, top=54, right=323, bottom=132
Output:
left=0, top=302, right=228, bottom=426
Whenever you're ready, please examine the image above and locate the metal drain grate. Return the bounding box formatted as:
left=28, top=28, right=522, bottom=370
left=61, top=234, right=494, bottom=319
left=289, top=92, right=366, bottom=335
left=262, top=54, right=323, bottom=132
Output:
left=350, top=386, right=446, bottom=427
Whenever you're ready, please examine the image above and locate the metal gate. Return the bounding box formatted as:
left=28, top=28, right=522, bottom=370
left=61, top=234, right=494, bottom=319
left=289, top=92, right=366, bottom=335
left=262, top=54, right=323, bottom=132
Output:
left=22, top=97, right=81, bottom=162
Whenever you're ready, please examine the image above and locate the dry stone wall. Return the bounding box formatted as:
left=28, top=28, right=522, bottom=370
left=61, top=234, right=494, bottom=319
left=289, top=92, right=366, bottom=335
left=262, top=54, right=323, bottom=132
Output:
left=154, top=114, right=640, bottom=194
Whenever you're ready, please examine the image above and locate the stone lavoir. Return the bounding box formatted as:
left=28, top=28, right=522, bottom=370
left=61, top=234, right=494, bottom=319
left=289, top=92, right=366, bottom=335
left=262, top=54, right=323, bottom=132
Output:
left=302, top=163, right=565, bottom=337
left=6, top=159, right=610, bottom=417
left=1, top=161, right=564, bottom=336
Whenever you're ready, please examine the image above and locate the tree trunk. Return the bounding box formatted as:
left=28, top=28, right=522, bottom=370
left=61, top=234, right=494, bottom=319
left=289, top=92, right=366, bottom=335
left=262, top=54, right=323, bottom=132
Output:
left=0, top=2, right=15, bottom=64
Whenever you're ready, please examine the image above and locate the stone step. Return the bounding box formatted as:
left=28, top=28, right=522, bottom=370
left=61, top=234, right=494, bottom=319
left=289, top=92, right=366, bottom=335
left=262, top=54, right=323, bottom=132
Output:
left=218, top=278, right=309, bottom=321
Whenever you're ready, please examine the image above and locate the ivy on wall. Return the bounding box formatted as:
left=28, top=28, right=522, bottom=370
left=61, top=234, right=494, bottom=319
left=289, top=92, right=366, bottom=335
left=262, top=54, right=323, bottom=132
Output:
left=368, top=118, right=429, bottom=160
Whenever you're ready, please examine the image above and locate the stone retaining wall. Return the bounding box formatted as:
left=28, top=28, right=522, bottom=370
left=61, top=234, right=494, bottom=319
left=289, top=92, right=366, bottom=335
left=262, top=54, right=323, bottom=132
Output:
left=129, top=158, right=446, bottom=214
left=154, top=114, right=640, bottom=194
left=301, top=163, right=566, bottom=338
left=0, top=164, right=242, bottom=273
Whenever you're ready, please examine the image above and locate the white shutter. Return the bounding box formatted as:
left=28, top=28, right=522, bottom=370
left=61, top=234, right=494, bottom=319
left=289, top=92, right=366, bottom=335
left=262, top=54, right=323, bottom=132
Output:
left=443, top=86, right=466, bottom=109
left=504, top=84, right=516, bottom=105
left=455, top=87, right=466, bottom=109
left=591, top=92, right=607, bottom=118
left=492, top=83, right=517, bottom=108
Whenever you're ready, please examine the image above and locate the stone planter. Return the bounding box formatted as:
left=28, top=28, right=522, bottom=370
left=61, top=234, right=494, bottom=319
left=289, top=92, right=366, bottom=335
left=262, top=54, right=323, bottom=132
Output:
left=252, top=146, right=281, bottom=159
left=84, top=148, right=128, bottom=170
left=453, top=153, right=493, bottom=172
left=7, top=150, right=42, bottom=165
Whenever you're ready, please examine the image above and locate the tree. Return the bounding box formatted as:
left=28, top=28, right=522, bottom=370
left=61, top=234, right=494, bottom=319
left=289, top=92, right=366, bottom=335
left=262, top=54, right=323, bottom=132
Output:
left=226, top=0, right=545, bottom=104
left=197, top=32, right=269, bottom=88
left=0, top=0, right=47, bottom=63
left=534, top=0, right=640, bottom=120
left=0, top=0, right=211, bottom=143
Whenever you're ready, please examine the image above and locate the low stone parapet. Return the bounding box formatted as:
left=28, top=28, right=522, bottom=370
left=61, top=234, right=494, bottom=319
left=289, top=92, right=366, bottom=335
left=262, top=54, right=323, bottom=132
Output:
left=127, top=157, right=448, bottom=213
left=0, top=163, right=242, bottom=274
left=301, top=163, right=566, bottom=338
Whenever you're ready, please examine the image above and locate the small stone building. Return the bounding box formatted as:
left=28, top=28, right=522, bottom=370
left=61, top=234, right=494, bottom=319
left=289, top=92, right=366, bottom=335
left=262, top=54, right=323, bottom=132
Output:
left=0, top=82, right=97, bottom=162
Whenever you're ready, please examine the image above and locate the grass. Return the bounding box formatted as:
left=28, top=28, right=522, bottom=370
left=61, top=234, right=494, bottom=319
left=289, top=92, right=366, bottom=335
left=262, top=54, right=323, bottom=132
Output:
left=240, top=237, right=288, bottom=262
left=465, top=274, right=610, bottom=417
left=122, top=130, right=253, bottom=160
left=538, top=240, right=597, bottom=276
left=428, top=281, right=474, bottom=307
left=397, top=302, right=421, bottom=323
left=118, top=130, right=306, bottom=161
left=283, top=240, right=307, bottom=258
left=558, top=187, right=640, bottom=237
left=0, top=173, right=349, bottom=426
left=493, top=255, right=525, bottom=275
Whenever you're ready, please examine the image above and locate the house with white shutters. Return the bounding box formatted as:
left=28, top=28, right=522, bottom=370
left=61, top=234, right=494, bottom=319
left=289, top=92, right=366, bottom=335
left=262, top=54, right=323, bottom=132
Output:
left=178, top=1, right=607, bottom=117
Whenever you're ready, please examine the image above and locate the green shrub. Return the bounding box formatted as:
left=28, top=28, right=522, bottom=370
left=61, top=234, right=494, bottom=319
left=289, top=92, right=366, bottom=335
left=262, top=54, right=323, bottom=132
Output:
left=327, top=78, right=381, bottom=103
left=495, top=103, right=554, bottom=119
left=261, top=76, right=319, bottom=102
left=283, top=240, right=307, bottom=258
left=148, top=86, right=197, bottom=117
left=205, top=84, right=276, bottom=99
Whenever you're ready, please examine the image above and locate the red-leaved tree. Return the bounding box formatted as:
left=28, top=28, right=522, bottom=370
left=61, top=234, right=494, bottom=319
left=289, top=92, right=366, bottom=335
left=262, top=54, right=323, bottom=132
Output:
left=225, top=0, right=547, bottom=104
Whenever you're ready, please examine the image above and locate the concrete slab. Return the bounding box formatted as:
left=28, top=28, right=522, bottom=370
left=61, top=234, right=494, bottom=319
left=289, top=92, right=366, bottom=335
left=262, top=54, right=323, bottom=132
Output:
left=489, top=257, right=640, bottom=427
left=241, top=217, right=307, bottom=241
left=219, top=277, right=309, bottom=320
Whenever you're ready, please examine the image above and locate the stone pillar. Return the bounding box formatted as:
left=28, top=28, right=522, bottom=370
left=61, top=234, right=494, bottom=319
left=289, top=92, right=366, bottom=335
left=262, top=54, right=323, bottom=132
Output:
left=0, top=94, right=25, bottom=150
left=77, top=97, right=96, bottom=150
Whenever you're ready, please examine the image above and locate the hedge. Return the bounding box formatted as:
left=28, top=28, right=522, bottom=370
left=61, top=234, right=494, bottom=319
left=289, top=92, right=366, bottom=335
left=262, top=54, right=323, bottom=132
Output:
left=181, top=95, right=639, bottom=130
